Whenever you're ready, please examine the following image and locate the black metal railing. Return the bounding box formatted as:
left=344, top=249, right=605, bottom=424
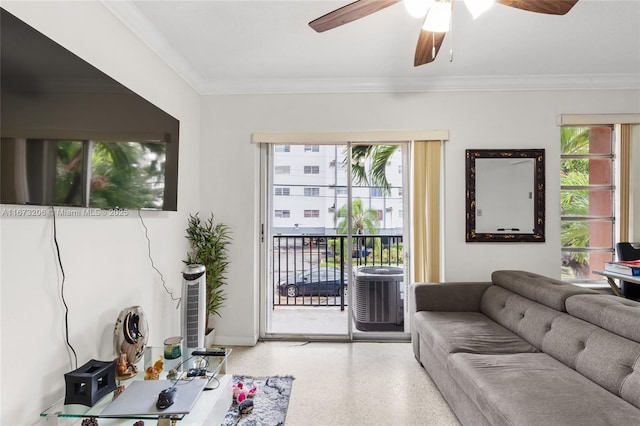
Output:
left=272, top=234, right=403, bottom=310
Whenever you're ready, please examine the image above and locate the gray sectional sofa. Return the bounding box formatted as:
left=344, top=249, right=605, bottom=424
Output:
left=411, top=270, right=640, bottom=426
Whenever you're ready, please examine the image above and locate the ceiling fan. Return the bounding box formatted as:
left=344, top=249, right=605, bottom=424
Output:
left=309, top=0, right=579, bottom=66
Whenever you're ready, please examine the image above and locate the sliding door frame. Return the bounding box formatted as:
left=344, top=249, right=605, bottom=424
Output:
left=254, top=130, right=449, bottom=341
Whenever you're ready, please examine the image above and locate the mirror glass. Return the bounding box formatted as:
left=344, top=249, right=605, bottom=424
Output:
left=466, top=149, right=545, bottom=242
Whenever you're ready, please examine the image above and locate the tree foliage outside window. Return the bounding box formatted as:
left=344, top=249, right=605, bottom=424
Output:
left=560, top=126, right=614, bottom=279
left=335, top=198, right=379, bottom=235
left=560, top=127, right=590, bottom=271
left=346, top=145, right=398, bottom=195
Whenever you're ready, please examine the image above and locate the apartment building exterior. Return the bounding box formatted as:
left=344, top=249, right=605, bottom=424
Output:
left=271, top=144, right=404, bottom=236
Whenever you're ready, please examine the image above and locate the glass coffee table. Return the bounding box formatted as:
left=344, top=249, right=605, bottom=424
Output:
left=41, top=347, right=232, bottom=425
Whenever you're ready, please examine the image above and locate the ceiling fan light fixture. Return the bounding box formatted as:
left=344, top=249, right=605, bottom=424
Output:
left=464, top=0, right=495, bottom=19
left=404, top=0, right=434, bottom=19
left=422, top=0, right=452, bottom=32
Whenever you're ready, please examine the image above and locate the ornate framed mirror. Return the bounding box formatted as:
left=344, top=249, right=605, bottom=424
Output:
left=466, top=149, right=545, bottom=242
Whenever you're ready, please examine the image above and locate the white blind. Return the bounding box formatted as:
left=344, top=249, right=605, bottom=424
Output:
left=557, top=114, right=640, bottom=125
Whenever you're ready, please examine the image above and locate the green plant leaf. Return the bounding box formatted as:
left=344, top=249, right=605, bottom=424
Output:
left=185, top=212, right=232, bottom=328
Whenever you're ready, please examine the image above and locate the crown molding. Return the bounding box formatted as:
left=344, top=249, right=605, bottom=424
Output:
left=99, top=0, right=205, bottom=93
left=199, top=73, right=640, bottom=95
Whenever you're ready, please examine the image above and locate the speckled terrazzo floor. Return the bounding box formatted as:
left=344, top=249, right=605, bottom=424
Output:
left=227, top=341, right=461, bottom=426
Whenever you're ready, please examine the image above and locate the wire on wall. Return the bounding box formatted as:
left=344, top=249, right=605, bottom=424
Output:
left=51, top=206, right=78, bottom=370
left=137, top=209, right=181, bottom=308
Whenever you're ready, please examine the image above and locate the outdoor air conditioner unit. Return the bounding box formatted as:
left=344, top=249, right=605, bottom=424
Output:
left=353, top=266, right=404, bottom=332
left=182, top=264, right=206, bottom=351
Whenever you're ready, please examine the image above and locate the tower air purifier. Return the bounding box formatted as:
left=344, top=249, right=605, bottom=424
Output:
left=182, top=264, right=206, bottom=352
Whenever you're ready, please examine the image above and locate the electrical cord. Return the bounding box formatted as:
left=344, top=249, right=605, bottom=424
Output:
left=165, top=355, right=219, bottom=390
left=191, top=355, right=221, bottom=390
left=51, top=206, right=78, bottom=370
left=205, top=376, right=221, bottom=390
left=137, top=209, right=181, bottom=308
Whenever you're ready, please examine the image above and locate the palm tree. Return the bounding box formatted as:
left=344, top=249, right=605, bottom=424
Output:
left=560, top=127, right=590, bottom=276
left=335, top=198, right=379, bottom=235
left=335, top=198, right=379, bottom=259
left=560, top=127, right=590, bottom=155
left=345, top=145, right=398, bottom=195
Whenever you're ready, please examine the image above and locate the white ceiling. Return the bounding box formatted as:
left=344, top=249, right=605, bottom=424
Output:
left=101, top=0, right=640, bottom=95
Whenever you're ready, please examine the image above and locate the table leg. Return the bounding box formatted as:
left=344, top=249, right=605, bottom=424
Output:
left=605, top=276, right=624, bottom=297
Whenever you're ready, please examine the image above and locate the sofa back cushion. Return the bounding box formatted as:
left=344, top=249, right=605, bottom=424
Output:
left=481, top=285, right=564, bottom=349
left=541, top=314, right=640, bottom=410
left=566, top=294, right=640, bottom=343
left=482, top=285, right=640, bottom=410
left=491, top=270, right=597, bottom=312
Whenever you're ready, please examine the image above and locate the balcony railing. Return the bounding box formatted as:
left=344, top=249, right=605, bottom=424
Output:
left=272, top=234, right=403, bottom=310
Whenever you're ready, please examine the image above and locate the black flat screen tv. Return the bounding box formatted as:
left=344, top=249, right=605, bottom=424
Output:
left=0, top=8, right=179, bottom=211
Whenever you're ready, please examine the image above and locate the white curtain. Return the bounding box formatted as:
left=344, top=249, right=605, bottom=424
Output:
left=412, top=140, right=442, bottom=283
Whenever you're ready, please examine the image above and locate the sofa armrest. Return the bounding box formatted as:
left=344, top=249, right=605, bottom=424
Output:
left=411, top=281, right=493, bottom=313
left=410, top=282, right=492, bottom=361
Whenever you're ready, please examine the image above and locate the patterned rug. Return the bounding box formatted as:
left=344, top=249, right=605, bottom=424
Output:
left=221, top=375, right=294, bottom=426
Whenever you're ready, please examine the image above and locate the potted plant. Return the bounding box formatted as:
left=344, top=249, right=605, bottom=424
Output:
left=185, top=212, right=232, bottom=344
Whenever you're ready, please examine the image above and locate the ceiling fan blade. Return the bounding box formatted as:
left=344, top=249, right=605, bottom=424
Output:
left=497, top=0, right=579, bottom=15
left=414, top=30, right=446, bottom=66
left=309, top=0, right=401, bottom=33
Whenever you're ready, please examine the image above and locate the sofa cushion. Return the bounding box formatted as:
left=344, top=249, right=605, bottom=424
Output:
left=566, top=294, right=640, bottom=343
left=491, top=270, right=597, bottom=311
left=449, top=352, right=640, bottom=426
left=417, top=335, right=494, bottom=426
left=478, top=284, right=640, bottom=411
left=537, top=313, right=640, bottom=410
left=480, top=285, right=565, bottom=350
left=415, top=311, right=539, bottom=355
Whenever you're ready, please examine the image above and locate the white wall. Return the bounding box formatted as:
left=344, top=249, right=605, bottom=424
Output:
left=0, top=2, right=200, bottom=424
left=200, top=90, right=640, bottom=344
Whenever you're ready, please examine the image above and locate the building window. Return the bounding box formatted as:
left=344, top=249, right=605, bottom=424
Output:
left=274, top=145, right=290, bottom=152
left=304, top=210, right=320, bottom=218
left=275, top=187, right=290, bottom=196
left=304, top=145, right=320, bottom=152
left=561, top=126, right=615, bottom=280
left=335, top=186, right=347, bottom=195
left=370, top=187, right=384, bottom=197
left=304, top=187, right=320, bottom=197
left=275, top=166, right=290, bottom=175
left=304, top=165, right=320, bottom=174
left=275, top=210, right=290, bottom=218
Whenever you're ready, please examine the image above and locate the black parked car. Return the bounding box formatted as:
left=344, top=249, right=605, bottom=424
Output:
left=279, top=267, right=348, bottom=297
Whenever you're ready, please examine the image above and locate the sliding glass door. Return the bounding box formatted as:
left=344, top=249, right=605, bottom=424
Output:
left=260, top=141, right=410, bottom=340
